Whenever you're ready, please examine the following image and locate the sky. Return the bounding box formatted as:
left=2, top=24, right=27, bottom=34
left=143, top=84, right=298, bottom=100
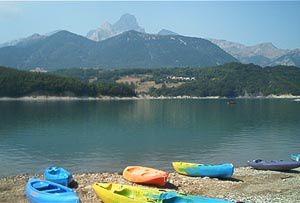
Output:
left=0, top=1, right=300, bottom=49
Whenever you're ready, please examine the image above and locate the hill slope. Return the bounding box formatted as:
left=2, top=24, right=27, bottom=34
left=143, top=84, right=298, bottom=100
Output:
left=0, top=66, right=136, bottom=97
left=270, top=49, right=300, bottom=67
left=150, top=63, right=300, bottom=97
left=52, top=63, right=300, bottom=97
left=0, top=30, right=237, bottom=70
left=0, top=31, right=96, bottom=69
left=208, top=39, right=292, bottom=66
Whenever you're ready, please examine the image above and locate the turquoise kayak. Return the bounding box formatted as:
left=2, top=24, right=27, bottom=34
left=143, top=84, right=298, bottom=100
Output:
left=25, top=178, right=80, bottom=203
left=173, top=162, right=234, bottom=178
left=158, top=191, right=233, bottom=203
left=291, top=154, right=300, bottom=162
left=44, top=167, right=72, bottom=186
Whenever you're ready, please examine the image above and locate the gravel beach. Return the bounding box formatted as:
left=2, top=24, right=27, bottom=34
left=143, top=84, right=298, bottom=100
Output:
left=1, top=167, right=299, bottom=203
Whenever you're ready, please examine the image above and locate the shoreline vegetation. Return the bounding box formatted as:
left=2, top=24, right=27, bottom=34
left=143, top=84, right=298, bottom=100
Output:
left=1, top=167, right=300, bottom=203
left=1, top=63, right=300, bottom=99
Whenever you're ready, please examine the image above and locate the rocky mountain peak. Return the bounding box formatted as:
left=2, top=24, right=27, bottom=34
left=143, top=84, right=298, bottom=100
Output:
left=101, top=21, right=113, bottom=30
left=86, top=13, right=145, bottom=41
left=157, top=29, right=178, bottom=36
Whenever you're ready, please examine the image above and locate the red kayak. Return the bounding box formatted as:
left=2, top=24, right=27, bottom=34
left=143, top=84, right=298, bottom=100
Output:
left=123, top=166, right=168, bottom=186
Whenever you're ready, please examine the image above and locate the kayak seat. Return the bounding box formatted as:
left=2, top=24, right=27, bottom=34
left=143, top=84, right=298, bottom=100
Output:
left=114, top=188, right=134, bottom=199
left=32, top=183, right=64, bottom=193
left=44, top=188, right=64, bottom=193
left=32, top=182, right=52, bottom=190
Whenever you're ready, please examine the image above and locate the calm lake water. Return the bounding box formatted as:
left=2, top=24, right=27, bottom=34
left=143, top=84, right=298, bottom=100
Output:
left=0, top=99, right=299, bottom=176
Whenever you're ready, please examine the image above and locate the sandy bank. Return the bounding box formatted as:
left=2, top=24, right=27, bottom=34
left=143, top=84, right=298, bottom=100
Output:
left=0, top=167, right=299, bottom=203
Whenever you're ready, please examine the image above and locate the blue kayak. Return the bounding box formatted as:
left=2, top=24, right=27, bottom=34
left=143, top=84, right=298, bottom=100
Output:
left=159, top=191, right=233, bottom=203
left=172, top=162, right=234, bottom=178
left=25, top=178, right=80, bottom=203
left=291, top=154, right=300, bottom=162
left=248, top=159, right=300, bottom=171
left=44, top=167, right=72, bottom=186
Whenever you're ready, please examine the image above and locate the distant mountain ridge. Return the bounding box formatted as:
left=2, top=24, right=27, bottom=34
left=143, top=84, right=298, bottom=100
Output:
left=0, top=33, right=45, bottom=48
left=207, top=38, right=300, bottom=67
left=0, top=30, right=237, bottom=70
left=0, top=13, right=299, bottom=68
left=270, top=49, right=300, bottom=67
left=0, top=30, right=62, bottom=48
left=86, top=13, right=145, bottom=41
left=157, top=29, right=178, bottom=36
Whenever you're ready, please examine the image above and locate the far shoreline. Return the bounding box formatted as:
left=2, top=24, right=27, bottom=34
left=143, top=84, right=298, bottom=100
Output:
left=0, top=94, right=300, bottom=101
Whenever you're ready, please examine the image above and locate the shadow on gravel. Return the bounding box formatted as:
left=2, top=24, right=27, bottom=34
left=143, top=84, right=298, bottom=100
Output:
left=69, top=180, right=79, bottom=189
left=164, top=182, right=178, bottom=189
left=219, top=177, right=243, bottom=182
left=138, top=182, right=178, bottom=190
left=280, top=170, right=300, bottom=174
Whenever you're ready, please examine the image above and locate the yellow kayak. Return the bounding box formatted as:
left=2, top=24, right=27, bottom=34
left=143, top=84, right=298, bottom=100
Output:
left=92, top=183, right=163, bottom=203
left=93, top=182, right=233, bottom=203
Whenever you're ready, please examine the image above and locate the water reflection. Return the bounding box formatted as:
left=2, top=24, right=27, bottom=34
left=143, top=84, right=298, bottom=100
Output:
left=0, top=99, right=299, bottom=176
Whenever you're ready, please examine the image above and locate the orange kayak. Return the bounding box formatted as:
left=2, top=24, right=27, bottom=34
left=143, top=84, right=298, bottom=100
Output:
left=123, top=166, right=168, bottom=186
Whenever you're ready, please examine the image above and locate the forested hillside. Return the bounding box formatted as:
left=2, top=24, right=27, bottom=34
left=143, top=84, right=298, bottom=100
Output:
left=53, top=63, right=300, bottom=97
left=0, top=66, right=136, bottom=97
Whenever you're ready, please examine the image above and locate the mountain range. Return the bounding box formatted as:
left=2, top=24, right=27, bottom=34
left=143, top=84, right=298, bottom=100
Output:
left=207, top=39, right=300, bottom=67
left=0, top=13, right=299, bottom=69
left=0, top=30, right=236, bottom=70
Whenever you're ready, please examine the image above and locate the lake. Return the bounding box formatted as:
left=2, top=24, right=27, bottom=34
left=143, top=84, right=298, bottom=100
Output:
left=0, top=99, right=299, bottom=176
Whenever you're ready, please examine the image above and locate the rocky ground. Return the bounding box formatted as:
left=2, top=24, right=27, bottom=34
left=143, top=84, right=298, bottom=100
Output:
left=0, top=167, right=299, bottom=203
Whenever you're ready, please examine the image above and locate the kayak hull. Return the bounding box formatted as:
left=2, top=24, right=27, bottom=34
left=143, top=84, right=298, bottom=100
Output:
left=291, top=154, right=300, bottom=162
left=160, top=192, right=233, bottom=203
left=25, top=178, right=80, bottom=203
left=123, top=166, right=168, bottom=186
left=93, top=183, right=233, bottom=203
left=92, top=183, right=162, bottom=203
left=172, top=162, right=234, bottom=178
left=248, top=159, right=300, bottom=171
left=44, top=167, right=72, bottom=187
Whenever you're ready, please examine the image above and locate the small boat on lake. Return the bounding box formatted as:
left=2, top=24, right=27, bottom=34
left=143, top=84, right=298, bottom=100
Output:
left=227, top=100, right=236, bottom=105
left=44, top=166, right=72, bottom=187
left=247, top=159, right=300, bottom=171
left=93, top=183, right=233, bottom=203
left=291, top=154, right=300, bottom=162
left=172, top=162, right=234, bottom=178
left=25, top=178, right=80, bottom=203
left=123, top=166, right=168, bottom=186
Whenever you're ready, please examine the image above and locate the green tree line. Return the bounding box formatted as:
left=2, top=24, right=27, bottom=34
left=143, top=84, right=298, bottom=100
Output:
left=149, top=63, right=300, bottom=97
left=0, top=66, right=136, bottom=97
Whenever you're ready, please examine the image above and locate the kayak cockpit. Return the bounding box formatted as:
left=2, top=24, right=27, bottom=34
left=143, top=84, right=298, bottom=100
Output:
left=32, top=181, right=67, bottom=193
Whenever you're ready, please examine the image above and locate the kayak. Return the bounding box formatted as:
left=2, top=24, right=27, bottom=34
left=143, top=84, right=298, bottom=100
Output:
left=123, top=166, right=169, bottom=186
left=92, top=183, right=163, bottom=203
left=247, top=159, right=300, bottom=171
left=92, top=183, right=233, bottom=203
left=172, top=162, right=234, bottom=178
left=44, top=166, right=72, bottom=187
left=291, top=154, right=300, bottom=162
left=25, top=178, right=80, bottom=203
